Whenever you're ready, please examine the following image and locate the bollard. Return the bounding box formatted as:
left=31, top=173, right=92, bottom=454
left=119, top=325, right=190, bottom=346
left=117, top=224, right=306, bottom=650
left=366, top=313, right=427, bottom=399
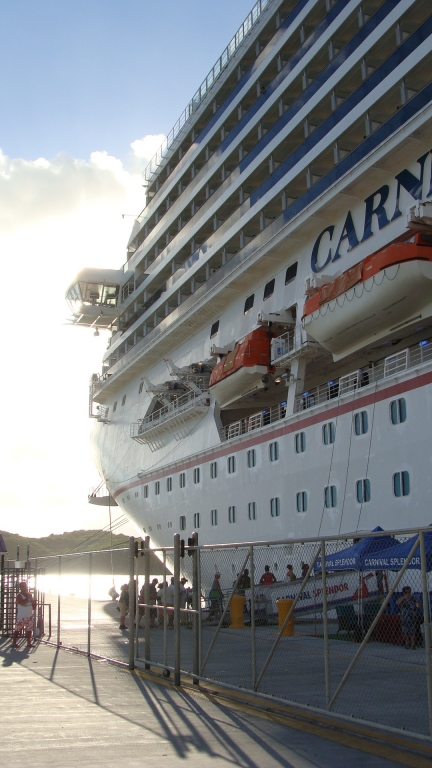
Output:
left=230, top=594, right=246, bottom=628
left=276, top=599, right=295, bottom=636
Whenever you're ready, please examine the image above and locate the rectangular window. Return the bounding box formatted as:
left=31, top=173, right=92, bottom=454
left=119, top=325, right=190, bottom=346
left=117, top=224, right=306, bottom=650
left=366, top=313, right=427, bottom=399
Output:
left=322, top=422, right=335, bottom=445
left=179, top=472, right=186, bottom=488
left=211, top=509, right=218, bottom=526
left=393, top=471, right=410, bottom=497
left=138, top=381, right=144, bottom=394
left=179, top=515, right=186, bottom=531
left=285, top=262, right=298, bottom=284
left=228, top=455, right=236, bottom=474
left=210, top=320, right=219, bottom=338
left=296, top=491, right=308, bottom=513
left=167, top=476, right=172, bottom=492
left=356, top=479, right=371, bottom=503
left=121, top=394, right=127, bottom=406
left=248, top=501, right=257, bottom=520
left=270, top=497, right=280, bottom=517
left=295, top=432, right=306, bottom=453
left=193, top=467, right=200, bottom=484
left=143, top=484, right=148, bottom=498
left=263, top=278, right=275, bottom=300
left=193, top=512, right=200, bottom=528
left=390, top=398, right=407, bottom=424
left=354, top=411, right=368, bottom=435
left=324, top=485, right=337, bottom=508
left=210, top=461, right=218, bottom=479
left=244, top=294, right=254, bottom=313
left=228, top=505, right=236, bottom=523
left=247, top=449, right=256, bottom=468
left=155, top=481, right=160, bottom=495
left=269, top=441, right=279, bottom=462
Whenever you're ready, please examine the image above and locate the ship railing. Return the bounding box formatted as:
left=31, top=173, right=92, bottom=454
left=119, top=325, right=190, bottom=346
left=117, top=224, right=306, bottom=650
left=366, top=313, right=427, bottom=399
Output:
left=294, top=338, right=432, bottom=413
left=219, top=401, right=286, bottom=441
left=141, top=0, right=273, bottom=187
left=131, top=390, right=209, bottom=437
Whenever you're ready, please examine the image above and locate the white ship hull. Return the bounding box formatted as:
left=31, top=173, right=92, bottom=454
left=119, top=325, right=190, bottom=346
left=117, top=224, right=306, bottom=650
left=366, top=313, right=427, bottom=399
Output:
left=65, top=0, right=432, bottom=584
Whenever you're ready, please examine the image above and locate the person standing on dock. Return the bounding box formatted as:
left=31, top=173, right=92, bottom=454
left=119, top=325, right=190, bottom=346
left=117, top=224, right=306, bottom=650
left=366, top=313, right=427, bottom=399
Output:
left=12, top=582, right=36, bottom=648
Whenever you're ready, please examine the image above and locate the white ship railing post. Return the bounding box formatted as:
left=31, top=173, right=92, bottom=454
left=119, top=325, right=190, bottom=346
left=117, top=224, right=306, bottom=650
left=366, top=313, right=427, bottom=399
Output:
left=144, top=535, right=151, bottom=670
left=57, top=555, right=61, bottom=649
left=128, top=537, right=135, bottom=670
left=419, top=531, right=432, bottom=735
left=173, top=533, right=181, bottom=686
left=321, top=540, right=330, bottom=709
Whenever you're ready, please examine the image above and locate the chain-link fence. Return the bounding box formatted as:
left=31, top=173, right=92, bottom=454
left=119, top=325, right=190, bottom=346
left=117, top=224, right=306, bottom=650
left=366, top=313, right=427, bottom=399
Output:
left=3, top=528, right=431, bottom=738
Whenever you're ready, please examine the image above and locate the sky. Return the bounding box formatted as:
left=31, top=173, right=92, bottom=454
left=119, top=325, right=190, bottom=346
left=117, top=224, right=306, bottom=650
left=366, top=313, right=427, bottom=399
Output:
left=0, top=0, right=255, bottom=538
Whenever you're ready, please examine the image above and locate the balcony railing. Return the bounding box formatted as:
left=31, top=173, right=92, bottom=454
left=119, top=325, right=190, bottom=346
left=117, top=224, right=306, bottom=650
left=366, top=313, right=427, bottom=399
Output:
left=142, top=0, right=274, bottom=186
left=219, top=401, right=286, bottom=441
left=271, top=326, right=320, bottom=364
left=131, top=390, right=210, bottom=440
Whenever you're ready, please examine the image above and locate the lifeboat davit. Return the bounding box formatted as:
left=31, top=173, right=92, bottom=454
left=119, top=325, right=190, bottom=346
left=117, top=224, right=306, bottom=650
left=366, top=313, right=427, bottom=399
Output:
left=209, top=329, right=275, bottom=408
left=302, top=234, right=432, bottom=360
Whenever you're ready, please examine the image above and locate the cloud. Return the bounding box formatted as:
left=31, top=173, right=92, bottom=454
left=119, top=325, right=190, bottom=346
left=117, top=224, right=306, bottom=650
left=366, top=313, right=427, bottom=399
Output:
left=0, top=136, right=165, bottom=537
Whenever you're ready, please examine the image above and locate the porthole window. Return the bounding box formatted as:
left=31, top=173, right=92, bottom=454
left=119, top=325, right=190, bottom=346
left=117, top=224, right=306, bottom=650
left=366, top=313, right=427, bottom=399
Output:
left=193, top=467, right=200, bottom=484
left=248, top=502, right=257, bottom=520
left=322, top=422, right=336, bottom=445
left=285, top=262, right=298, bottom=284
left=393, top=471, right=410, bottom=497
left=228, top=505, right=237, bottom=523
left=295, top=432, right=306, bottom=453
left=247, top=449, right=256, bottom=468
left=179, top=472, right=186, bottom=488
left=155, top=481, right=160, bottom=495
left=354, top=411, right=368, bottom=435
left=138, top=381, right=144, bottom=394
left=269, top=441, right=279, bottom=462
left=390, top=398, right=407, bottom=425
left=227, top=455, right=236, bottom=474
left=244, top=294, right=254, bottom=313
left=296, top=491, right=308, bottom=513
left=211, top=509, right=218, bottom=526
left=210, top=320, right=219, bottom=338
left=356, top=479, right=371, bottom=503
left=122, top=395, right=127, bottom=406
left=324, top=485, right=337, bottom=508
left=143, top=485, right=149, bottom=499
left=193, top=512, right=200, bottom=529
left=179, top=515, right=186, bottom=531
left=263, top=278, right=275, bottom=300
left=113, top=401, right=117, bottom=412
left=270, top=497, right=281, bottom=517
left=167, top=476, right=172, bottom=492
left=210, top=461, right=218, bottom=479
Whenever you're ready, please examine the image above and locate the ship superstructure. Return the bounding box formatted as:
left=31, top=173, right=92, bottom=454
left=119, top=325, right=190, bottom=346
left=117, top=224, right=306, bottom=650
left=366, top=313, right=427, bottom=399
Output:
left=67, top=0, right=432, bottom=553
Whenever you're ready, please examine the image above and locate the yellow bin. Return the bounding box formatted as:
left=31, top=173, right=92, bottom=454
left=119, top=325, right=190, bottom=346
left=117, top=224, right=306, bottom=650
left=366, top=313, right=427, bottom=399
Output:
left=230, top=594, right=246, bottom=628
left=276, top=598, right=295, bottom=636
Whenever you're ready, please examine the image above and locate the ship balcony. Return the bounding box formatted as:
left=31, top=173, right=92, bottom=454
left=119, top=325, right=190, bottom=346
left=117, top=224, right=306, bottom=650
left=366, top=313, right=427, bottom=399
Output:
left=271, top=327, right=321, bottom=366
left=219, top=400, right=287, bottom=442
left=294, top=338, right=432, bottom=413
left=65, top=268, right=124, bottom=328
left=88, top=482, right=117, bottom=507
left=131, top=390, right=210, bottom=450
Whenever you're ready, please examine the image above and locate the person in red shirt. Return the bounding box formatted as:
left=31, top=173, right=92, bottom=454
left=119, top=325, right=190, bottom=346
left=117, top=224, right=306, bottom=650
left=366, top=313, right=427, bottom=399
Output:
left=259, top=565, right=277, bottom=585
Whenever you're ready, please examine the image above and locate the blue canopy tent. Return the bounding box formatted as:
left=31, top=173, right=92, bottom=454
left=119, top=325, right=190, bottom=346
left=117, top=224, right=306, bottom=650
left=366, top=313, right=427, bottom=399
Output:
left=362, top=529, right=432, bottom=571
left=315, top=527, right=399, bottom=572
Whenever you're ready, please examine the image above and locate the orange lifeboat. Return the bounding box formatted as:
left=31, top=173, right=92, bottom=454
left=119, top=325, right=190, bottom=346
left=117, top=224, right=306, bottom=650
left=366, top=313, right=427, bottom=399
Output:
left=209, top=328, right=275, bottom=408
left=302, top=234, right=432, bottom=360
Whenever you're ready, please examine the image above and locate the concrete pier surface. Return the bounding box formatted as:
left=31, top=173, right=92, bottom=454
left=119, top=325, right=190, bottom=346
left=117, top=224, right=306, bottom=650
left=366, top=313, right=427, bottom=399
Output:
left=0, top=637, right=426, bottom=768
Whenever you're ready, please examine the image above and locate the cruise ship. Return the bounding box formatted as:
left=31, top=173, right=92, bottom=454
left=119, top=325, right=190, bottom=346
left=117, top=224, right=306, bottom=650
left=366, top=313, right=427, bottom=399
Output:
left=67, top=0, right=432, bottom=552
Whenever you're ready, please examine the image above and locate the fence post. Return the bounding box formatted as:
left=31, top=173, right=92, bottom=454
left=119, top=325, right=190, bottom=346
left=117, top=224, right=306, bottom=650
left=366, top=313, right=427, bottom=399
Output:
left=57, top=556, right=61, bottom=649
left=419, top=531, right=432, bottom=735
left=191, top=531, right=199, bottom=685
left=144, top=535, right=151, bottom=670
left=321, top=541, right=330, bottom=708
left=250, top=545, right=256, bottom=690
left=87, top=552, right=92, bottom=657
left=173, top=533, right=181, bottom=686
left=33, top=558, right=38, bottom=643
left=128, top=537, right=135, bottom=671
